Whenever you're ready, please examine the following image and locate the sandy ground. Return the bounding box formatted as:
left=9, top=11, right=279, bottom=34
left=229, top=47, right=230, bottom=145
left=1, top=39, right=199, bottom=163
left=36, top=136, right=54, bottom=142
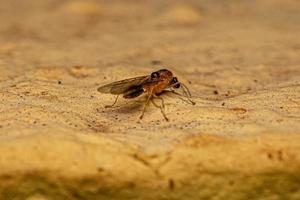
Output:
left=0, top=0, right=300, bottom=199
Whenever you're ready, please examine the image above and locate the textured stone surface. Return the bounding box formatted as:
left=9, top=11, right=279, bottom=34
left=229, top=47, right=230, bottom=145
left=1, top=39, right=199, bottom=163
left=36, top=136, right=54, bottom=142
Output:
left=0, top=0, right=300, bottom=199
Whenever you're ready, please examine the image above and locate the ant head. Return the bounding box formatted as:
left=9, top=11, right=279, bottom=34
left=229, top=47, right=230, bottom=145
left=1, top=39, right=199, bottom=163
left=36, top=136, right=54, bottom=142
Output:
left=171, top=77, right=180, bottom=88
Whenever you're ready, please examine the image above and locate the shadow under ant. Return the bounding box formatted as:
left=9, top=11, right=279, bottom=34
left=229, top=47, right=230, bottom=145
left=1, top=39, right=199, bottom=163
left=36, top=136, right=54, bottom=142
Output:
left=97, top=89, right=195, bottom=121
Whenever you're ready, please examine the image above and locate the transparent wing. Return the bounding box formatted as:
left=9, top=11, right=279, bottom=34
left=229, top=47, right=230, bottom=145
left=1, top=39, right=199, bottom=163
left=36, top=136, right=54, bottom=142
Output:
left=97, top=76, right=150, bottom=94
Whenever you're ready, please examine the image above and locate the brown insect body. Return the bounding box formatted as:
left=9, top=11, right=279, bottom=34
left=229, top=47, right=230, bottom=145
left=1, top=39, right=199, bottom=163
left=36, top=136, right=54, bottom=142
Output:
left=144, top=69, right=173, bottom=95
left=97, top=69, right=194, bottom=120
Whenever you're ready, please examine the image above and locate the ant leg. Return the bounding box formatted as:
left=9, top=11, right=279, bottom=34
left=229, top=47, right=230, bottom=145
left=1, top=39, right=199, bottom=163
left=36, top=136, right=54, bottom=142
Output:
left=153, top=94, right=165, bottom=111
left=139, top=93, right=152, bottom=120
left=151, top=98, right=169, bottom=121
left=105, top=95, right=120, bottom=108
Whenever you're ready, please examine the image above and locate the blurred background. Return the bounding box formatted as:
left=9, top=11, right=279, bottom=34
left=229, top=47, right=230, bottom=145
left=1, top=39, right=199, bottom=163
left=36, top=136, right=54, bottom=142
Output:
left=1, top=0, right=300, bottom=67
left=1, top=0, right=300, bottom=97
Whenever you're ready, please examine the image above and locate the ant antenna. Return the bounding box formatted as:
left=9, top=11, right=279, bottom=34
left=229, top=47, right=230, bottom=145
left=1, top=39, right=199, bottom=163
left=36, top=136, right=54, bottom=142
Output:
left=169, top=82, right=195, bottom=105
left=180, top=83, right=196, bottom=105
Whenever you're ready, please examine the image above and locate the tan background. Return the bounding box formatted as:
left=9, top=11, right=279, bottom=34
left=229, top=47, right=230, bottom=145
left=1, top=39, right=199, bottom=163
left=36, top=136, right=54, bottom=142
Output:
left=0, top=0, right=300, bottom=199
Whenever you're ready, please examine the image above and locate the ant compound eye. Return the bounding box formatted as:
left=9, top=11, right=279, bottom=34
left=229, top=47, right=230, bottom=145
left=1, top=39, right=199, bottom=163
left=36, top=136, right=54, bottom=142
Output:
left=151, top=72, right=160, bottom=79
left=172, top=77, right=178, bottom=83
left=171, top=77, right=180, bottom=88
left=171, top=77, right=178, bottom=84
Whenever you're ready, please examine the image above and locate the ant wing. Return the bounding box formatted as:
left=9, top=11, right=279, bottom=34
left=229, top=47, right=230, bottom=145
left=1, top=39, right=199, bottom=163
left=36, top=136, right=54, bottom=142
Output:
left=97, top=75, right=151, bottom=95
